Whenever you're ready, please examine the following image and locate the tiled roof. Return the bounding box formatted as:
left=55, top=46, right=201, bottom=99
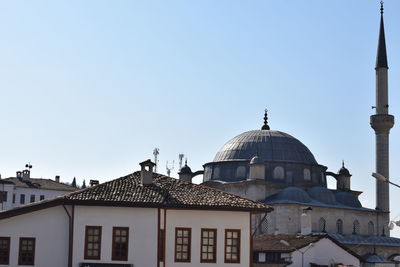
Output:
left=328, top=233, right=400, bottom=247
left=253, top=234, right=322, bottom=252
left=0, top=171, right=272, bottom=219
left=66, top=171, right=272, bottom=211
left=3, top=177, right=77, bottom=191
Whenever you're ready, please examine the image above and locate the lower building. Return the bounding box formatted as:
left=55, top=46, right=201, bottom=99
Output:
left=0, top=160, right=272, bottom=267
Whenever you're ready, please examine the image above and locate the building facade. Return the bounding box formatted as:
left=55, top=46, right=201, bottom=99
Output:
left=0, top=160, right=272, bottom=267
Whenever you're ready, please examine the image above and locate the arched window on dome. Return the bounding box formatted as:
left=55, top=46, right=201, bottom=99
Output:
left=204, top=166, right=212, bottom=181
left=273, top=166, right=284, bottom=180
left=303, top=168, right=311, bottom=181
left=319, top=218, right=326, bottom=232
left=235, top=166, right=246, bottom=179
left=368, top=221, right=375, bottom=236
left=213, top=167, right=220, bottom=179
left=353, top=220, right=360, bottom=235
left=336, top=219, right=343, bottom=234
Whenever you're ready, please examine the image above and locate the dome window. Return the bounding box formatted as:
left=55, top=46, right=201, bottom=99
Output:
left=303, top=169, right=311, bottom=181
left=273, top=166, right=284, bottom=180
left=213, top=167, right=220, bottom=179
left=337, top=219, right=343, bottom=234
left=204, top=166, right=212, bottom=180
left=319, top=218, right=326, bottom=232
left=235, top=166, right=246, bottom=179
left=353, top=220, right=360, bottom=235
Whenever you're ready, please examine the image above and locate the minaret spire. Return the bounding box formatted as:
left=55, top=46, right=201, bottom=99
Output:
left=376, top=1, right=388, bottom=69
left=370, top=1, right=394, bottom=236
left=261, top=109, right=270, bottom=130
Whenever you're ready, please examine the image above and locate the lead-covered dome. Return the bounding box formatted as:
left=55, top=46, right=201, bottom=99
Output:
left=213, top=130, right=317, bottom=164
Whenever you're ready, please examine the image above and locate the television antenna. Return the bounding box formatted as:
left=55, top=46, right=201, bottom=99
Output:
left=166, top=160, right=174, bottom=177
left=178, top=154, right=185, bottom=170
left=153, top=148, right=159, bottom=172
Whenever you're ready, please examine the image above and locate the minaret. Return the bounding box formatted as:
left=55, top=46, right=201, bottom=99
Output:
left=370, top=2, right=394, bottom=220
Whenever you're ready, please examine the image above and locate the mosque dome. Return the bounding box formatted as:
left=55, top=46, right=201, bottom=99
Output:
left=213, top=130, right=317, bottom=164
left=307, top=187, right=337, bottom=205
left=335, top=192, right=362, bottom=208
left=274, top=187, right=312, bottom=203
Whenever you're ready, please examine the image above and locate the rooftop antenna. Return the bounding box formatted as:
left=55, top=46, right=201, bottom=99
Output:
left=153, top=148, right=159, bottom=173
left=166, top=160, right=174, bottom=177
left=178, top=154, right=185, bottom=170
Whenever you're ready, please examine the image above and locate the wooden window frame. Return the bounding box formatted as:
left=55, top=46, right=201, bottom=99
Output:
left=200, top=228, right=217, bottom=263
left=174, top=227, right=191, bottom=263
left=20, top=194, right=25, bottom=204
left=0, top=237, right=10, bottom=265
left=112, top=227, right=129, bottom=261
left=224, top=229, right=241, bottom=264
left=30, top=194, right=35, bottom=203
left=84, top=226, right=102, bottom=260
left=40, top=195, right=45, bottom=201
left=18, top=237, right=35, bottom=266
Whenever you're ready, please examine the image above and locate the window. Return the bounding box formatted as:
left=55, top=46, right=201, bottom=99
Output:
left=235, top=166, right=246, bottom=179
left=319, top=218, right=326, bottom=232
left=225, top=229, right=240, bottom=263
left=0, top=237, right=10, bottom=265
left=84, top=226, right=102, bottom=260
left=368, top=221, right=375, bottom=236
left=273, top=166, right=284, bottom=180
left=30, top=195, right=35, bottom=203
left=213, top=167, right=220, bottom=179
left=158, top=229, right=165, bottom=262
left=337, top=219, right=343, bottom=234
left=175, top=228, right=191, bottom=262
left=303, top=169, right=311, bottom=181
left=18, top=237, right=35, bottom=265
left=261, top=217, right=269, bottom=234
left=201, top=229, right=216, bottom=263
left=40, top=195, right=45, bottom=201
left=258, top=252, right=266, bottom=262
left=12, top=194, right=16, bottom=204
left=353, top=220, right=360, bottom=235
left=0, top=191, right=7, bottom=202
left=112, top=227, right=129, bottom=261
left=20, top=194, right=25, bottom=204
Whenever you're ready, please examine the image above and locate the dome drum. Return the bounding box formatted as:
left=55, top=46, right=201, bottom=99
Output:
left=204, top=160, right=327, bottom=186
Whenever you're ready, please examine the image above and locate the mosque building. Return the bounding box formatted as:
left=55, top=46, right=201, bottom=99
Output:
left=180, top=2, right=400, bottom=263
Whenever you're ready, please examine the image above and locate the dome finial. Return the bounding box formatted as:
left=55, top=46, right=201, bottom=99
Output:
left=261, top=108, right=270, bottom=130
left=380, top=0, right=384, bottom=15
left=342, top=160, right=345, bottom=168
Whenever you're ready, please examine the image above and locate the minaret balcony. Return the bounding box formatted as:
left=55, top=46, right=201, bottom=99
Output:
left=370, top=114, right=394, bottom=133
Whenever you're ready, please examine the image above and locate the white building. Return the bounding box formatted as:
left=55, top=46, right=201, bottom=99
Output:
left=253, top=234, right=362, bottom=267
left=0, top=168, right=77, bottom=211
left=0, top=160, right=272, bottom=267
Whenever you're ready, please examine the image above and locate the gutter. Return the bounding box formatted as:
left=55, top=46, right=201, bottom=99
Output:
left=63, top=204, right=75, bottom=267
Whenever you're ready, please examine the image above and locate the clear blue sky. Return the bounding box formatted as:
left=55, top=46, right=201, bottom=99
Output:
left=1, top=1, right=400, bottom=235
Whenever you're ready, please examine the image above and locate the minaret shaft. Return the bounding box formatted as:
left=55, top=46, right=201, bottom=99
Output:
left=370, top=6, right=394, bottom=220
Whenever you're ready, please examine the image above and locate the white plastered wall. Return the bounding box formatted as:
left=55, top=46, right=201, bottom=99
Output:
left=72, top=205, right=158, bottom=267
left=0, top=206, right=69, bottom=267
left=164, top=209, right=251, bottom=267
left=288, top=238, right=360, bottom=267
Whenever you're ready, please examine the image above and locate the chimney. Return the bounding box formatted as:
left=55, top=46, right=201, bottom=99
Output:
left=22, top=170, right=30, bottom=181
left=300, top=207, right=312, bottom=235
left=139, top=159, right=156, bottom=185
left=16, top=171, right=22, bottom=179
left=90, top=180, right=99, bottom=187
left=55, top=175, right=60, bottom=183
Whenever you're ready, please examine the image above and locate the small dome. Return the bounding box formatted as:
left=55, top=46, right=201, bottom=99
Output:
left=307, top=187, right=336, bottom=205
left=274, top=187, right=312, bottom=203
left=335, top=192, right=362, bottom=208
left=339, top=166, right=351, bottom=176
left=213, top=130, right=317, bottom=164
left=180, top=164, right=192, bottom=175
left=250, top=155, right=262, bottom=164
